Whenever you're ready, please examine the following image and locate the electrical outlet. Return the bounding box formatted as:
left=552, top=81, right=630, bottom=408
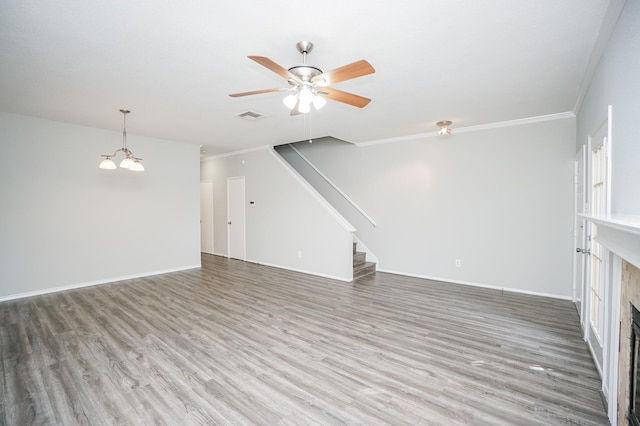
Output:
left=455, top=259, right=461, bottom=267
left=298, top=251, right=302, bottom=258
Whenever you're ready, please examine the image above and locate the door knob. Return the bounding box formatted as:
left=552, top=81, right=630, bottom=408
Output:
left=227, top=221, right=232, bottom=225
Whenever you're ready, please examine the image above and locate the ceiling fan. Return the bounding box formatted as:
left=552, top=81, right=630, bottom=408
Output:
left=229, top=41, right=375, bottom=115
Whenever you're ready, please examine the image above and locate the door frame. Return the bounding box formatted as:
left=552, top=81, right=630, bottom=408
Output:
left=573, top=145, right=586, bottom=306
left=583, top=111, right=610, bottom=343
left=226, top=176, right=246, bottom=260
left=200, top=181, right=214, bottom=254
left=582, top=105, right=617, bottom=418
left=586, top=112, right=609, bottom=347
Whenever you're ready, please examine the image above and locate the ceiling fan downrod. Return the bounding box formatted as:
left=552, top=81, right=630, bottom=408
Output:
left=288, top=42, right=323, bottom=82
left=296, top=41, right=313, bottom=64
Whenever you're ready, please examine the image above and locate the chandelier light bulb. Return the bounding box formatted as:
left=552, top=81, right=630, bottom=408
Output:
left=299, top=87, right=313, bottom=105
left=313, top=95, right=327, bottom=110
left=298, top=101, right=311, bottom=114
left=120, top=156, right=135, bottom=169
left=283, top=93, right=297, bottom=110
left=99, top=157, right=117, bottom=170
left=130, top=160, right=145, bottom=172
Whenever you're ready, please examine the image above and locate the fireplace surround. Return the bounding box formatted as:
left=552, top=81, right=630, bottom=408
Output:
left=618, top=261, right=640, bottom=425
left=579, top=213, right=640, bottom=425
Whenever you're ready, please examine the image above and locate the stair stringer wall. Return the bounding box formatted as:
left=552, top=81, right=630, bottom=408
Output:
left=275, top=143, right=380, bottom=265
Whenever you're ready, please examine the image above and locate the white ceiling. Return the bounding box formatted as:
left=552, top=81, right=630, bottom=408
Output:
left=0, top=0, right=612, bottom=156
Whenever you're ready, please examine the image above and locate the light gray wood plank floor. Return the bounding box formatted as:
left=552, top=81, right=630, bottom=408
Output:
left=1, top=254, right=608, bottom=425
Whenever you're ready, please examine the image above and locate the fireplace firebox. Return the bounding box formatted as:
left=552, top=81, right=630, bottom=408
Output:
left=629, top=305, right=640, bottom=425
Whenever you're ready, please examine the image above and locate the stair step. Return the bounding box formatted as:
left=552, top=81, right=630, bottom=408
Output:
left=353, top=251, right=366, bottom=267
left=353, top=261, right=376, bottom=280
left=352, top=241, right=376, bottom=280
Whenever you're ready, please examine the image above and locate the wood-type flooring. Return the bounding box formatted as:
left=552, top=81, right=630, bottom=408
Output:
left=1, top=254, right=609, bottom=425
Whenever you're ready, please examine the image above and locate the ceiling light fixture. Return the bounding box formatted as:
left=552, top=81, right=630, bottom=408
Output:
left=280, top=42, right=328, bottom=115
left=230, top=41, right=374, bottom=114
left=437, top=120, right=452, bottom=135
left=282, top=83, right=327, bottom=114
left=99, top=109, right=144, bottom=171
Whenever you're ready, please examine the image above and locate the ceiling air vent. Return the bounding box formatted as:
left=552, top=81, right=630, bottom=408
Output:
left=236, top=111, right=266, bottom=121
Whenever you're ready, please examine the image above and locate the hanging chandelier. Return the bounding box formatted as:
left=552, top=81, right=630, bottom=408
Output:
left=99, top=109, right=144, bottom=171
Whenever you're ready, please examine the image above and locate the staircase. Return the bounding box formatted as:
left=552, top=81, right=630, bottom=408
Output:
left=353, top=242, right=376, bottom=280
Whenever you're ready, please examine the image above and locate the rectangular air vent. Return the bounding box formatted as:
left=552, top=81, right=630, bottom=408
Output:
left=236, top=111, right=266, bottom=121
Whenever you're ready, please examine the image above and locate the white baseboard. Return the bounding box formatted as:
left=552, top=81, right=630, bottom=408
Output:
left=586, top=337, right=604, bottom=380
left=245, top=258, right=352, bottom=282
left=212, top=251, right=229, bottom=258
left=0, top=264, right=202, bottom=303
left=376, top=268, right=572, bottom=301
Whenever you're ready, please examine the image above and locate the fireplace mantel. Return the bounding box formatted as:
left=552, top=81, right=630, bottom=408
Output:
left=579, top=214, right=640, bottom=269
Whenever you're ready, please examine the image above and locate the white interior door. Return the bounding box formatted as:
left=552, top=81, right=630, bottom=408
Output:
left=200, top=182, right=214, bottom=254
left=227, top=177, right=246, bottom=260
left=579, top=106, right=616, bottom=423
left=584, top=115, right=609, bottom=376
left=574, top=146, right=586, bottom=313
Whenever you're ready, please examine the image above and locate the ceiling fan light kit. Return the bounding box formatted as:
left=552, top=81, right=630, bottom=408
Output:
left=99, top=109, right=144, bottom=171
left=230, top=41, right=375, bottom=115
left=283, top=93, right=297, bottom=109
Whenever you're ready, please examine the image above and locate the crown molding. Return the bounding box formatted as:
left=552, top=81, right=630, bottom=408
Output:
left=200, top=144, right=269, bottom=161
left=355, top=111, right=575, bottom=148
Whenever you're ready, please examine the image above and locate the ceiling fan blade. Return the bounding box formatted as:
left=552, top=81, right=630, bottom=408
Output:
left=229, top=88, right=287, bottom=97
left=312, top=60, right=375, bottom=85
left=248, top=56, right=300, bottom=83
left=320, top=87, right=371, bottom=108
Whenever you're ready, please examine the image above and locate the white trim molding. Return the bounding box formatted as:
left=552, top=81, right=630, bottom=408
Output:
left=580, top=214, right=640, bottom=269
left=201, top=145, right=269, bottom=161
left=0, top=264, right=202, bottom=303
left=376, top=269, right=573, bottom=301
left=245, top=258, right=352, bottom=282
left=356, top=112, right=575, bottom=147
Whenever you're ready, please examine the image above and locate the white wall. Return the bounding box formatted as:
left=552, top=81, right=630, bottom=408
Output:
left=200, top=147, right=353, bottom=281
left=0, top=112, right=201, bottom=300
left=577, top=0, right=640, bottom=214
left=291, top=118, right=576, bottom=298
